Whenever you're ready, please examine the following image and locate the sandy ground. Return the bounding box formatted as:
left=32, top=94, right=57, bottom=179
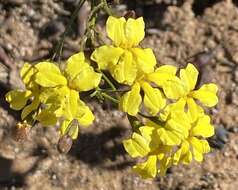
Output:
left=0, top=0, right=237, bottom=189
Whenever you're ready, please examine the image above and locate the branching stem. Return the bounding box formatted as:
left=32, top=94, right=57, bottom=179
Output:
left=52, top=0, right=86, bottom=62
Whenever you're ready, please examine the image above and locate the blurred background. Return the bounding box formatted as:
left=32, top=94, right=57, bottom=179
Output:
left=0, top=0, right=237, bottom=189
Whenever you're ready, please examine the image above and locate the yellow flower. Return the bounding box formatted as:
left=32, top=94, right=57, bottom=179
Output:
left=119, top=65, right=178, bottom=116
left=133, top=155, right=158, bottom=178
left=123, top=123, right=175, bottom=178
left=5, top=63, right=40, bottom=120
left=123, top=91, right=215, bottom=178
left=33, top=52, right=101, bottom=138
left=173, top=113, right=214, bottom=165
left=7, top=52, right=101, bottom=140
left=123, top=107, right=190, bottom=178
left=159, top=97, right=214, bottom=164
left=91, top=16, right=156, bottom=85
left=161, top=64, right=218, bottom=109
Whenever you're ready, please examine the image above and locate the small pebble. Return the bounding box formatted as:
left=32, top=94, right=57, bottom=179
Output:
left=208, top=126, right=229, bottom=149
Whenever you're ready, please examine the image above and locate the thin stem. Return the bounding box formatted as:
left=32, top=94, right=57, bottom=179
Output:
left=138, top=112, right=153, bottom=119
left=80, top=1, right=105, bottom=50
left=102, top=0, right=113, bottom=15
left=101, top=92, right=119, bottom=103
left=127, top=114, right=142, bottom=132
left=90, top=90, right=98, bottom=98
left=100, top=88, right=130, bottom=93
left=138, top=112, right=165, bottom=126
left=89, top=2, right=105, bottom=19
left=101, top=72, right=117, bottom=91
left=52, top=0, right=86, bottom=62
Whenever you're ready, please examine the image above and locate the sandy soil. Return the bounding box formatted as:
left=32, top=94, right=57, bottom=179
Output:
left=0, top=0, right=237, bottom=190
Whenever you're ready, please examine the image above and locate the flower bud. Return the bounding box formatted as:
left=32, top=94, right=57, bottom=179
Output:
left=57, top=135, right=73, bottom=154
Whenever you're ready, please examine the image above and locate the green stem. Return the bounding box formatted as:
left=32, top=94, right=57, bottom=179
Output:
left=138, top=112, right=165, bottom=126
left=101, top=72, right=117, bottom=91
left=80, top=1, right=105, bottom=50
left=127, top=114, right=142, bottom=132
left=90, top=90, right=98, bottom=98
left=52, top=0, right=86, bottom=62
left=100, top=88, right=130, bottom=93
left=101, top=92, right=119, bottom=103
left=51, top=0, right=113, bottom=61
left=102, top=0, right=113, bottom=15
left=138, top=112, right=153, bottom=119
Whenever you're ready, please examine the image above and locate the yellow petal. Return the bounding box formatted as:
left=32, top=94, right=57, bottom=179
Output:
left=65, top=52, right=102, bottom=92
left=180, top=63, right=198, bottom=92
left=160, top=98, right=186, bottom=121
left=146, top=65, right=177, bottom=86
left=62, top=89, right=79, bottom=120
left=106, top=16, right=126, bottom=47
left=187, top=97, right=204, bottom=123
left=191, top=83, right=218, bottom=107
left=133, top=155, right=157, bottom=179
left=46, top=88, right=77, bottom=120
left=125, top=17, right=145, bottom=47
left=5, top=90, right=32, bottom=110
left=155, top=65, right=177, bottom=74
left=69, top=66, right=102, bottom=92
left=141, top=82, right=166, bottom=115
left=166, top=111, right=190, bottom=137
left=39, top=86, right=68, bottom=104
left=139, top=126, right=162, bottom=150
left=76, top=100, right=95, bottom=127
left=160, top=101, right=190, bottom=138
left=20, top=63, right=37, bottom=88
left=36, top=109, right=57, bottom=126
left=65, top=52, right=87, bottom=79
left=109, top=50, right=137, bottom=85
left=119, top=82, right=142, bottom=116
left=123, top=132, right=150, bottom=158
left=39, top=86, right=69, bottom=117
left=131, top=48, right=156, bottom=74
left=162, top=77, right=186, bottom=99
left=91, top=45, right=124, bottom=69
left=106, top=16, right=145, bottom=47
left=157, top=128, right=181, bottom=146
left=173, top=141, right=191, bottom=165
left=190, top=137, right=210, bottom=162
left=138, top=126, right=154, bottom=142
left=21, top=95, right=40, bottom=119
left=191, top=115, right=214, bottom=138
left=35, top=62, right=67, bottom=87
left=158, top=156, right=172, bottom=176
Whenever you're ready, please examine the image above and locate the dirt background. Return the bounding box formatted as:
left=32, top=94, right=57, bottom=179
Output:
left=0, top=0, right=238, bottom=189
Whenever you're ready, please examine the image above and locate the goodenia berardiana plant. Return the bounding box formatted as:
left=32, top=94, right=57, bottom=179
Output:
left=6, top=16, right=218, bottom=179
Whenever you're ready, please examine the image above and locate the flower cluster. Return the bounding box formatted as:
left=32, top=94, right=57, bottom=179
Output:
left=6, top=52, right=101, bottom=140
left=91, top=16, right=218, bottom=178
left=6, top=15, right=218, bottom=178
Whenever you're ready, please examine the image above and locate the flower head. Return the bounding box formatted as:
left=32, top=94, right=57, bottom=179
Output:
left=6, top=52, right=101, bottom=140
left=34, top=52, right=101, bottom=138
left=91, top=16, right=156, bottom=85
left=123, top=97, right=215, bottom=178
left=6, top=63, right=40, bottom=120
left=120, top=65, right=178, bottom=116
left=162, top=64, right=218, bottom=108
